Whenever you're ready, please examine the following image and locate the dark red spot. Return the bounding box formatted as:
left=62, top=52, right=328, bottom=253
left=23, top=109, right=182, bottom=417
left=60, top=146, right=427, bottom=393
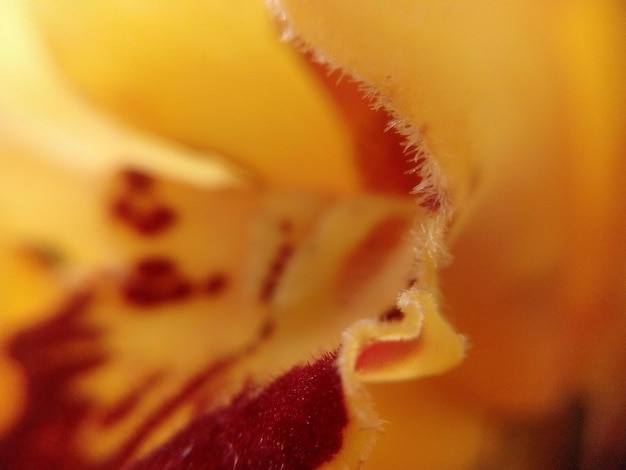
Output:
left=111, top=199, right=177, bottom=236
left=111, top=168, right=177, bottom=236
left=121, top=168, right=154, bottom=191
left=136, top=257, right=176, bottom=275
left=140, top=206, right=176, bottom=234
left=259, top=243, right=294, bottom=303
left=379, top=306, right=405, bottom=323
left=123, top=256, right=192, bottom=307
left=203, top=273, right=229, bottom=297
left=259, top=319, right=275, bottom=341
left=129, top=353, right=347, bottom=470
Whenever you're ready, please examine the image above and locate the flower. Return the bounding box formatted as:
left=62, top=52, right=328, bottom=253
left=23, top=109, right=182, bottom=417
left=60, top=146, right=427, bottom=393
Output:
left=1, top=0, right=625, bottom=469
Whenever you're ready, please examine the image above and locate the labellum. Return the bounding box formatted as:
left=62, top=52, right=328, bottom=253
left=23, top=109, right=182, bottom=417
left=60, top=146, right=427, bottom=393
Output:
left=1, top=0, right=625, bottom=469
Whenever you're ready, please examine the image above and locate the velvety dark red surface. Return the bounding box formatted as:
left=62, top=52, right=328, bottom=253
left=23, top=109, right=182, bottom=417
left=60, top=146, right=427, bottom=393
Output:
left=130, top=353, right=347, bottom=470
left=0, top=289, right=346, bottom=470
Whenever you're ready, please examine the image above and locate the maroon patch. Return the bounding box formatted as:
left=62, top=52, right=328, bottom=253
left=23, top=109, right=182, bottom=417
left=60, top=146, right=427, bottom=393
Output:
left=123, top=257, right=192, bottom=307
left=121, top=168, right=154, bottom=191
left=259, top=243, right=294, bottom=303
left=0, top=294, right=106, bottom=470
left=110, top=168, right=177, bottom=236
left=203, top=273, right=229, bottom=297
left=379, top=306, right=405, bottom=323
left=129, top=352, right=347, bottom=470
left=111, top=200, right=177, bottom=236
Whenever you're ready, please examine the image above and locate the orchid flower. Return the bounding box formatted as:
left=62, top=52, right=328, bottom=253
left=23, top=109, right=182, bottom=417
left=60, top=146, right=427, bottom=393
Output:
left=1, top=0, right=625, bottom=469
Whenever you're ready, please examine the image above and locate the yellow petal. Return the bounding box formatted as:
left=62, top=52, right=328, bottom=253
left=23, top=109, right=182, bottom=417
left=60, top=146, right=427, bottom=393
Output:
left=1, top=162, right=461, bottom=467
left=27, top=0, right=360, bottom=194
left=0, top=0, right=244, bottom=270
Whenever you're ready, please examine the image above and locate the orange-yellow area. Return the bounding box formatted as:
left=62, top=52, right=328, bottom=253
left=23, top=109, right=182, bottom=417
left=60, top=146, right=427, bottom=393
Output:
left=1, top=0, right=624, bottom=467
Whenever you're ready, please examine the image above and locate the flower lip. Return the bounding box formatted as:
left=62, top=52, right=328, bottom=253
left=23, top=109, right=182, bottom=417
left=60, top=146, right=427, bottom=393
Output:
left=128, top=352, right=348, bottom=470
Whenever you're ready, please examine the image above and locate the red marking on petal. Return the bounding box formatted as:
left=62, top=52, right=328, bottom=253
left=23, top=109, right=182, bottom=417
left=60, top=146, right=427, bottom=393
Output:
left=121, top=168, right=154, bottom=192
left=130, top=353, right=347, bottom=470
left=336, top=216, right=411, bottom=305
left=305, top=58, right=418, bottom=196
left=203, top=273, right=229, bottom=297
left=105, top=356, right=241, bottom=468
left=0, top=285, right=279, bottom=470
left=355, top=338, right=422, bottom=373
left=379, top=306, right=405, bottom=323
left=258, top=319, right=275, bottom=341
left=123, top=257, right=192, bottom=308
left=140, top=206, right=176, bottom=234
left=111, top=199, right=177, bottom=236
left=100, top=373, right=165, bottom=428
left=135, top=257, right=176, bottom=275
left=111, top=169, right=177, bottom=236
left=259, top=243, right=294, bottom=303
left=0, top=294, right=105, bottom=470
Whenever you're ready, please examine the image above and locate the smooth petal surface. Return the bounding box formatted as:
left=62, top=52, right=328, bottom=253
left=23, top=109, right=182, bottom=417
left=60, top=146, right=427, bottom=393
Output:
left=25, top=0, right=360, bottom=194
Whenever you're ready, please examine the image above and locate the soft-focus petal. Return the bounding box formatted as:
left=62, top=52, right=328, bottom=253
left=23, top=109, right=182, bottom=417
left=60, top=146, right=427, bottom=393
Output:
left=26, top=0, right=360, bottom=194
